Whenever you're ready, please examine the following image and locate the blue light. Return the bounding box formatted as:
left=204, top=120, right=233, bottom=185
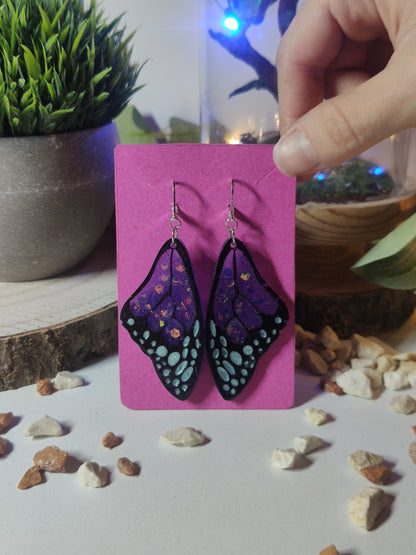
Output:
left=315, top=172, right=326, bottom=181
left=223, top=15, right=240, bottom=32
left=370, top=165, right=385, bottom=176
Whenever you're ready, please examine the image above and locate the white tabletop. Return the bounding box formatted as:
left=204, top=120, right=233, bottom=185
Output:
left=1, top=314, right=416, bottom=555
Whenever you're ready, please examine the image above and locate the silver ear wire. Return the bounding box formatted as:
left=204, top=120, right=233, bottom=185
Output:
left=225, top=179, right=238, bottom=244
left=169, top=181, right=182, bottom=244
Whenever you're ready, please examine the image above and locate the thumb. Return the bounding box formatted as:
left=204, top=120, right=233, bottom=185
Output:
left=273, top=60, right=416, bottom=179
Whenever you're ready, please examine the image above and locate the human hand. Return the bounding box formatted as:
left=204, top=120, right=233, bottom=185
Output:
left=273, top=0, right=416, bottom=179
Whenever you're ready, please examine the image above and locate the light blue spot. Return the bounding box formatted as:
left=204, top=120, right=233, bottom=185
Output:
left=274, top=316, right=282, bottom=324
left=182, top=348, right=189, bottom=359
left=210, top=320, right=216, bottom=337
left=231, top=379, right=239, bottom=387
left=163, top=369, right=170, bottom=377
left=175, top=388, right=180, bottom=396
left=223, top=384, right=230, bottom=392
left=266, top=337, right=271, bottom=344
left=193, top=320, right=200, bottom=337
left=168, top=352, right=180, bottom=366
left=195, top=338, right=201, bottom=349
left=191, top=348, right=198, bottom=359
left=127, top=318, right=134, bottom=326
left=139, top=339, right=144, bottom=345
left=230, top=351, right=242, bottom=366
left=223, top=360, right=235, bottom=375
left=272, top=329, right=277, bottom=335
left=166, top=378, right=171, bottom=384
left=243, top=345, right=253, bottom=356
left=240, top=378, right=246, bottom=385
left=175, top=361, right=187, bottom=375
left=143, top=330, right=150, bottom=340
left=146, top=348, right=154, bottom=355
left=213, top=348, right=220, bottom=359
left=181, top=367, right=193, bottom=382
left=151, top=340, right=156, bottom=347
left=172, top=379, right=180, bottom=387
left=133, top=331, right=138, bottom=337
left=241, top=369, right=248, bottom=377
left=221, top=348, right=228, bottom=359
left=259, top=329, right=267, bottom=339
left=253, top=339, right=259, bottom=346
left=183, top=336, right=190, bottom=348
left=230, top=388, right=236, bottom=395
left=210, top=339, right=215, bottom=349
left=156, top=346, right=168, bottom=357
left=217, top=367, right=230, bottom=382
left=190, top=360, right=196, bottom=366
left=181, top=384, right=188, bottom=391
left=220, top=336, right=227, bottom=347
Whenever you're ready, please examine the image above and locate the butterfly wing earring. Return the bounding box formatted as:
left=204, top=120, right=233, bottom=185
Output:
left=206, top=180, right=289, bottom=400
left=120, top=182, right=204, bottom=401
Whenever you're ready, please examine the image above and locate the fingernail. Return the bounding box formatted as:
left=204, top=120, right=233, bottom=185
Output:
left=273, top=130, right=320, bottom=177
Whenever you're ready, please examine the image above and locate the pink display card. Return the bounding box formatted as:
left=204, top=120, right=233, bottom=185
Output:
left=115, top=144, right=295, bottom=409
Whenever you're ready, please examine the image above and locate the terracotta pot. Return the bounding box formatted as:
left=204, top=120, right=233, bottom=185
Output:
left=0, top=122, right=119, bottom=281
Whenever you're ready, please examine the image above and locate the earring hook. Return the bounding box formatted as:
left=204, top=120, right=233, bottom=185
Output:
left=226, top=179, right=238, bottom=244
left=169, top=181, right=181, bottom=244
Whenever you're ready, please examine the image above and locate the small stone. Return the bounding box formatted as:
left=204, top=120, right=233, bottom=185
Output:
left=389, top=395, right=416, bottom=414
left=350, top=358, right=375, bottom=370
left=301, top=349, right=328, bottom=375
left=408, top=371, right=416, bottom=388
left=408, top=442, right=416, bottom=465
left=349, top=487, right=388, bottom=530
left=53, top=370, right=83, bottom=390
left=33, top=445, right=68, bottom=472
left=161, top=427, right=207, bottom=447
left=24, top=415, right=63, bottom=437
left=361, top=368, right=383, bottom=389
left=36, top=378, right=53, bottom=396
left=367, top=336, right=398, bottom=356
left=360, top=464, right=391, bottom=485
left=376, top=354, right=397, bottom=374
left=328, top=360, right=350, bottom=375
left=117, top=457, right=140, bottom=476
left=397, top=360, right=416, bottom=375
left=411, top=425, right=416, bottom=435
left=348, top=450, right=384, bottom=473
left=335, top=339, right=353, bottom=362
left=0, top=412, right=13, bottom=433
left=319, top=377, right=343, bottom=395
left=272, top=448, right=303, bottom=469
left=102, top=431, right=122, bottom=449
left=336, top=369, right=374, bottom=399
left=315, top=325, right=340, bottom=350
left=384, top=370, right=409, bottom=391
left=77, top=461, right=108, bottom=488
left=319, top=546, right=339, bottom=555
left=304, top=407, right=328, bottom=426
left=393, top=352, right=416, bottom=362
left=18, top=466, right=43, bottom=490
left=351, top=334, right=385, bottom=361
left=0, top=437, right=8, bottom=457
left=293, top=435, right=324, bottom=455
left=319, top=349, right=337, bottom=364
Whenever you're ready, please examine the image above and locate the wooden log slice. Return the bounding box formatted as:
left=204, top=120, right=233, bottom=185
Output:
left=0, top=229, right=118, bottom=391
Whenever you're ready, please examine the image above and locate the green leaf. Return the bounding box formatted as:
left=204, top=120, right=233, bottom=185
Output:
left=352, top=213, right=416, bottom=292
left=22, top=46, right=41, bottom=80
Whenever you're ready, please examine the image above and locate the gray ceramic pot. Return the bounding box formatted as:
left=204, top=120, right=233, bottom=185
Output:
left=0, top=122, right=119, bottom=281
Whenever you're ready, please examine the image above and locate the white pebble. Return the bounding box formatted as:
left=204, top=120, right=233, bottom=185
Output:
left=161, top=427, right=207, bottom=447
left=375, top=354, right=397, bottom=374
left=293, top=435, right=324, bottom=455
left=383, top=370, right=409, bottom=391
left=348, top=450, right=384, bottom=473
left=304, top=407, right=328, bottom=426
left=397, top=360, right=416, bottom=375
left=408, top=371, right=416, bottom=388
left=53, top=370, right=83, bottom=390
left=24, top=415, right=63, bottom=438
left=272, top=448, right=302, bottom=469
left=77, top=461, right=108, bottom=488
left=349, top=487, right=388, bottom=530
left=388, top=395, right=416, bottom=414
left=351, top=334, right=385, bottom=361
left=336, top=369, right=374, bottom=399
left=350, top=358, right=375, bottom=370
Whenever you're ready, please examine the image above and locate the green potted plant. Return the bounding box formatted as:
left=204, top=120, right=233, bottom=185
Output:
left=0, top=0, right=143, bottom=281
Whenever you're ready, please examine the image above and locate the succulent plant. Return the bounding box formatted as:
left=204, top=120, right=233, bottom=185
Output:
left=0, top=0, right=143, bottom=136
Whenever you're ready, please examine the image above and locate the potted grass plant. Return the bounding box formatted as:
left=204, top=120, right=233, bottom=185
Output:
left=0, top=0, right=143, bottom=281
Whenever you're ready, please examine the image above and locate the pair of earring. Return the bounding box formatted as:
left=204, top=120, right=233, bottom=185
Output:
left=120, top=181, right=289, bottom=401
